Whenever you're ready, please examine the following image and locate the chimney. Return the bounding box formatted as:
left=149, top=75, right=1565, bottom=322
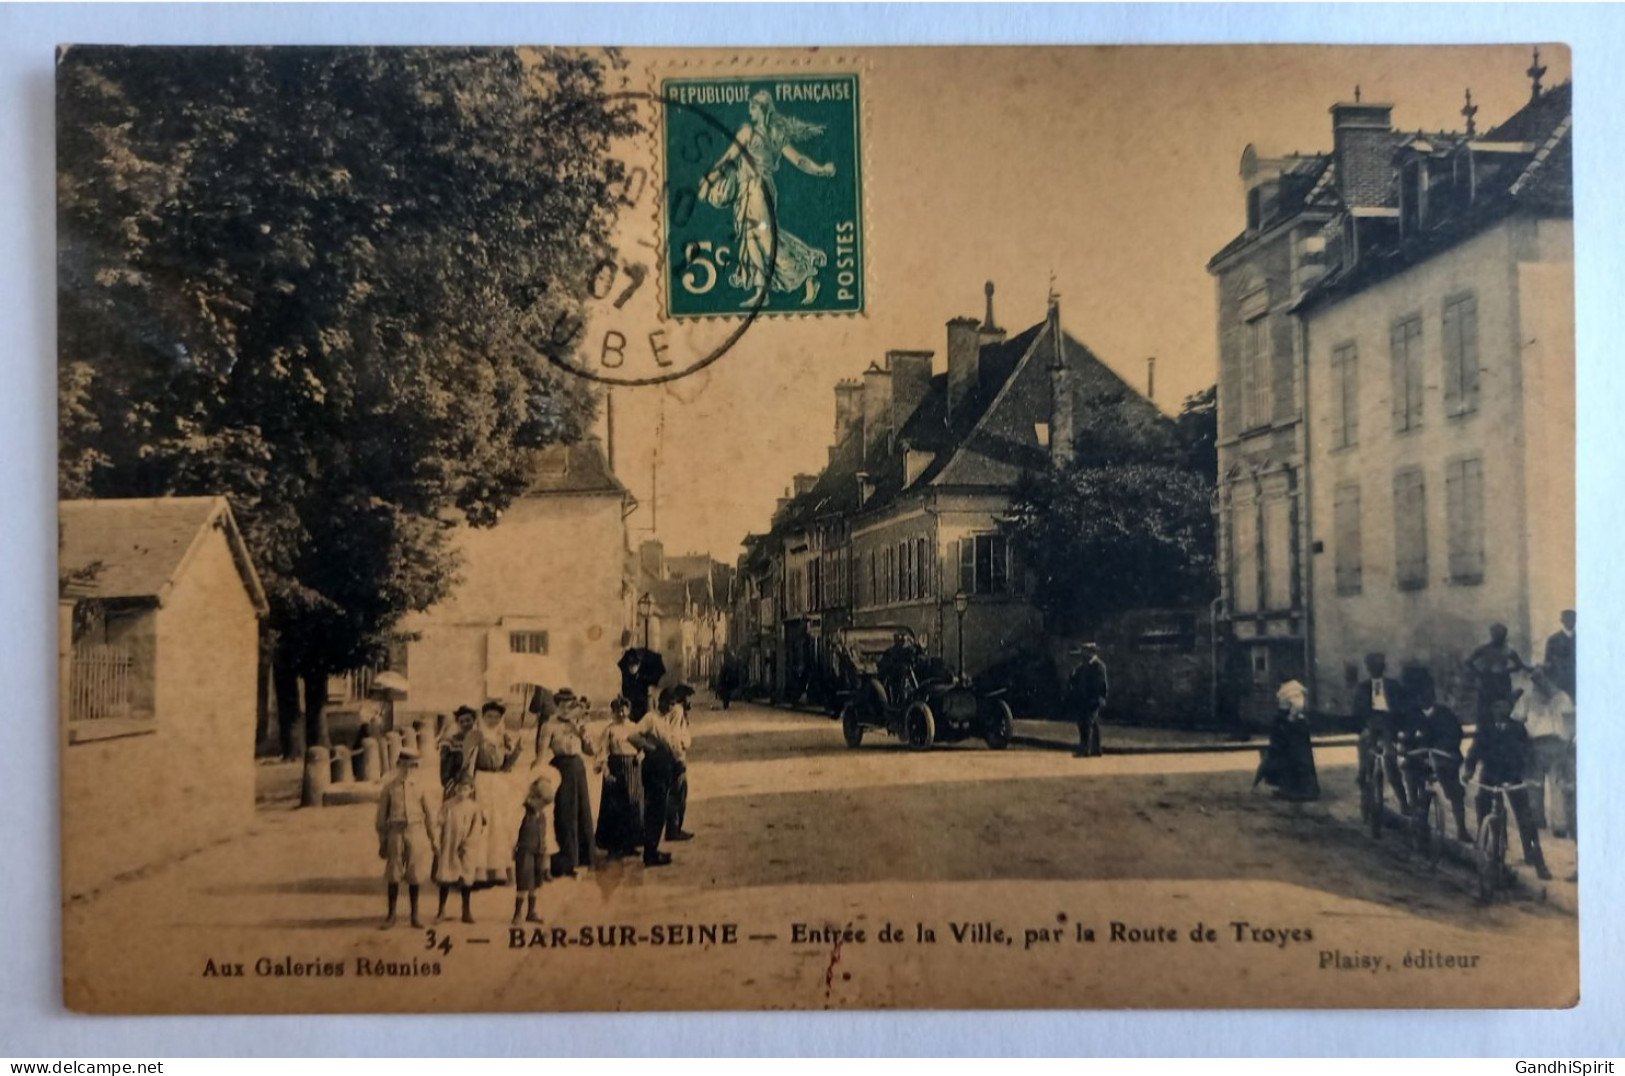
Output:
left=861, top=360, right=892, bottom=459
left=639, top=538, right=665, bottom=581
left=888, top=350, right=933, bottom=435
left=946, top=316, right=983, bottom=421
left=1330, top=100, right=1396, bottom=209
left=833, top=379, right=863, bottom=445
left=793, top=472, right=818, bottom=496
left=979, top=280, right=1006, bottom=348
left=1046, top=293, right=1074, bottom=468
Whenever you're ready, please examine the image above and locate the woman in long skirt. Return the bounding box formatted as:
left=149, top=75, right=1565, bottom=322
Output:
left=1254, top=674, right=1320, bottom=801
left=470, top=700, right=522, bottom=885
left=595, top=697, right=646, bottom=857
left=537, top=690, right=596, bottom=877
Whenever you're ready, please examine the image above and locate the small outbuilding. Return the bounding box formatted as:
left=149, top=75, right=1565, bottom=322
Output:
left=58, top=496, right=267, bottom=899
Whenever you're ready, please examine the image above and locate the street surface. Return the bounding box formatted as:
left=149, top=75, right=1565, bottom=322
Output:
left=65, top=699, right=1578, bottom=1012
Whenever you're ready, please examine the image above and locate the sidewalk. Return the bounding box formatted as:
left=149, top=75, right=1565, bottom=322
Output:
left=1012, top=718, right=1361, bottom=756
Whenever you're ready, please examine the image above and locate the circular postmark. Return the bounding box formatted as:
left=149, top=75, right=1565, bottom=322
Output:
left=529, top=89, right=778, bottom=388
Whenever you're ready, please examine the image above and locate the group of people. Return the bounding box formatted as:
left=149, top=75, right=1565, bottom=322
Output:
left=1257, top=612, right=1578, bottom=882
left=371, top=666, right=699, bottom=929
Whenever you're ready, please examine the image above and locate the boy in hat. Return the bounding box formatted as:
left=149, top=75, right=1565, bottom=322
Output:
left=375, top=741, right=439, bottom=929
left=513, top=773, right=556, bottom=924
left=1465, top=697, right=1552, bottom=880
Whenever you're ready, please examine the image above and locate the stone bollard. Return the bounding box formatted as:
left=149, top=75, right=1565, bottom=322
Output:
left=329, top=744, right=353, bottom=785
left=301, top=745, right=331, bottom=807
left=383, top=729, right=402, bottom=773
left=415, top=720, right=435, bottom=767
left=356, top=735, right=381, bottom=783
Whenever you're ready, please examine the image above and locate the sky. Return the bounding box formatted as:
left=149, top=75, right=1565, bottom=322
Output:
left=589, top=44, right=1570, bottom=562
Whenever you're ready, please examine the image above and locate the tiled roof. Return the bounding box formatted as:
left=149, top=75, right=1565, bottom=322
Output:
left=1297, top=82, right=1572, bottom=311
left=59, top=496, right=268, bottom=612
left=524, top=440, right=627, bottom=497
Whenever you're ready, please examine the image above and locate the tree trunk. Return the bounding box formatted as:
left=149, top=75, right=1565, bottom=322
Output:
left=272, top=651, right=304, bottom=761
left=302, top=671, right=330, bottom=750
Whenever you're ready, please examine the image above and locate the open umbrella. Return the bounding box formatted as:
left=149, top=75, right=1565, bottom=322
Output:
left=370, top=670, right=410, bottom=698
left=618, top=647, right=666, bottom=686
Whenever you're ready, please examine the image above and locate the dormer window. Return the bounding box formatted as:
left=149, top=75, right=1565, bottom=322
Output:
left=1400, top=158, right=1424, bottom=235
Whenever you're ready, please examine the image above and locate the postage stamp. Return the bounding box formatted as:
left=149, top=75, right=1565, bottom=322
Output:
left=662, top=73, right=864, bottom=318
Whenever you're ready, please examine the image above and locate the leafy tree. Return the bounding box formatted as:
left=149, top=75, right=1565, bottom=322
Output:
left=58, top=46, right=638, bottom=755
left=1008, top=386, right=1217, bottom=635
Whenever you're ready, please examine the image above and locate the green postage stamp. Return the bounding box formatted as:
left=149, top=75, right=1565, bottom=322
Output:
left=662, top=73, right=864, bottom=318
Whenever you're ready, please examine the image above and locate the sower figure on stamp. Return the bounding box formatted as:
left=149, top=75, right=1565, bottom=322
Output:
left=701, top=91, right=836, bottom=308
left=1067, top=643, right=1108, bottom=758
left=1353, top=652, right=1410, bottom=811
left=375, top=742, right=439, bottom=930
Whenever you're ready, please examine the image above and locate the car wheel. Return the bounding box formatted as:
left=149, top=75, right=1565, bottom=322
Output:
left=984, top=700, right=1013, bottom=750
left=841, top=704, right=864, bottom=749
left=904, top=702, right=935, bottom=750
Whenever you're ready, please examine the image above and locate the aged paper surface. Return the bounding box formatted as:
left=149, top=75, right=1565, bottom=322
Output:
left=57, top=44, right=1577, bottom=1012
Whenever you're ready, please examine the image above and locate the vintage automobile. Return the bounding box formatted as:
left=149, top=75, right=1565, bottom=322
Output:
left=832, top=625, right=1014, bottom=751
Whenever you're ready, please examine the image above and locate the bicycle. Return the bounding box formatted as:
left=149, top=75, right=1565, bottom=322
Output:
left=1403, top=746, right=1458, bottom=868
left=1471, top=779, right=1532, bottom=903
left=1358, top=733, right=1390, bottom=839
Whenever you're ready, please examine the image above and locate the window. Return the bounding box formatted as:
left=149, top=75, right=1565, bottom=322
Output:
left=1442, top=293, right=1480, bottom=417
left=1393, top=468, right=1428, bottom=590
left=915, top=537, right=931, bottom=598
left=1262, top=494, right=1293, bottom=611
left=509, top=631, right=549, bottom=655
left=957, top=535, right=1009, bottom=596
left=1330, top=341, right=1359, bottom=448
left=1446, top=456, right=1485, bottom=584
left=1334, top=482, right=1362, bottom=596
left=1231, top=495, right=1259, bottom=614
left=1390, top=316, right=1424, bottom=432
left=899, top=541, right=912, bottom=601
left=1241, top=315, right=1271, bottom=430
left=868, top=551, right=876, bottom=607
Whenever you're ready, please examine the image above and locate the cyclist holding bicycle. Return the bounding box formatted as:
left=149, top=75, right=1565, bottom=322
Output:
left=1464, top=697, right=1552, bottom=880
left=1354, top=653, right=1410, bottom=813
left=1403, top=677, right=1472, bottom=844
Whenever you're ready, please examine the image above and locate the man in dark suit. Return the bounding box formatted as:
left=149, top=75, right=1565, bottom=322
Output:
left=1543, top=609, right=1576, bottom=701
left=1403, top=674, right=1471, bottom=842
left=1353, top=652, right=1409, bottom=811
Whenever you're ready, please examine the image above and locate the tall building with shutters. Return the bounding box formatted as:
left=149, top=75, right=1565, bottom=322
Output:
left=1211, top=70, right=1573, bottom=720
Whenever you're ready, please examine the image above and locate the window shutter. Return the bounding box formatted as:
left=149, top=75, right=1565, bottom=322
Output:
left=1442, top=299, right=1462, bottom=414
left=1406, top=320, right=1424, bottom=430
left=1390, top=322, right=1409, bottom=431
left=1460, top=296, right=1480, bottom=413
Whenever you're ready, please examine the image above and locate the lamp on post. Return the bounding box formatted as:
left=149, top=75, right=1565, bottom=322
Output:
left=953, top=590, right=970, bottom=682
left=637, top=593, right=653, bottom=650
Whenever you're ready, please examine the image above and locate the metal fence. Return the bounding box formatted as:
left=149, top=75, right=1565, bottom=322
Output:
left=70, top=644, right=135, bottom=722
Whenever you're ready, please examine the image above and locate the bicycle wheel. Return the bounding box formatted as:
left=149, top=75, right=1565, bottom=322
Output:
left=1475, top=813, right=1505, bottom=903
left=1368, top=764, right=1385, bottom=839
left=1425, top=789, right=1449, bottom=869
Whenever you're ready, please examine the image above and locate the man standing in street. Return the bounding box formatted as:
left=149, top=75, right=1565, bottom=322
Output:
left=1513, top=667, right=1577, bottom=838
left=633, top=689, right=684, bottom=867
left=1068, top=643, right=1109, bottom=758
left=1353, top=652, right=1409, bottom=812
left=1543, top=609, right=1577, bottom=701
left=665, top=684, right=696, bottom=843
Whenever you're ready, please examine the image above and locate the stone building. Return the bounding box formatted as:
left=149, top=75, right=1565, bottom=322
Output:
left=399, top=439, right=632, bottom=715
left=1209, top=69, right=1573, bottom=720
left=58, top=496, right=267, bottom=898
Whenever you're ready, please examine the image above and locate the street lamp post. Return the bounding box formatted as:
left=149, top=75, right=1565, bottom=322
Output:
left=953, top=590, right=969, bottom=682
left=637, top=593, right=653, bottom=650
